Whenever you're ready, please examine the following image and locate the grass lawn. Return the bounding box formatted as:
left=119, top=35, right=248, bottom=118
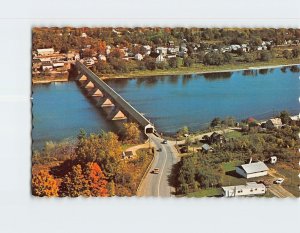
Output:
left=187, top=188, right=223, bottom=197
left=222, top=161, right=247, bottom=186
left=224, top=131, right=242, bottom=139
left=275, top=166, right=300, bottom=197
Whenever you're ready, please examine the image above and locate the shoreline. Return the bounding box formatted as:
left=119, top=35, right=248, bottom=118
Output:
left=102, top=62, right=300, bottom=80
left=32, top=78, right=69, bottom=84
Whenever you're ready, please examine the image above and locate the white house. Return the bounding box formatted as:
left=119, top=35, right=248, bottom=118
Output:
left=156, top=54, right=165, bottom=63
left=37, top=48, right=55, bottom=56
left=236, top=161, right=269, bottom=179
left=81, top=32, right=87, bottom=38
left=143, top=45, right=151, bottom=55
left=52, top=62, right=64, bottom=68
left=98, top=54, right=107, bottom=61
left=41, top=61, right=53, bottom=71
left=222, top=182, right=266, bottom=197
left=265, top=118, right=283, bottom=129
left=134, top=53, right=143, bottom=61
left=156, top=47, right=168, bottom=56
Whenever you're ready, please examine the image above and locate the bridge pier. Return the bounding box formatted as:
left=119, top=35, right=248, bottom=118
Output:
left=107, top=107, right=127, bottom=121
left=88, top=88, right=104, bottom=97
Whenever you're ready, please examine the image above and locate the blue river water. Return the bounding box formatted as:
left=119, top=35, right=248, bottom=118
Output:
left=32, top=65, right=299, bottom=149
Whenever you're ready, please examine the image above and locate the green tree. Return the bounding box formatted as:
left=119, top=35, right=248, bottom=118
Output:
left=123, top=122, right=141, bottom=144
left=210, top=117, right=222, bottom=128
left=283, top=50, right=292, bottom=59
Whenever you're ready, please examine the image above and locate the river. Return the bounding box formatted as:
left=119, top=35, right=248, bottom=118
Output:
left=32, top=65, right=300, bottom=149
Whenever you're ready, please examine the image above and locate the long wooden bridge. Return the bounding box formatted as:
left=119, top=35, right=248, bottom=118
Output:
left=75, top=61, right=155, bottom=134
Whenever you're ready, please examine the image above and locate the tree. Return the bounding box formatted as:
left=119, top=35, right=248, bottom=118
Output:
left=183, top=57, right=194, bottom=67
left=168, top=57, right=181, bottom=68
left=144, top=57, right=157, bottom=70
left=292, top=48, right=300, bottom=58
left=60, top=163, right=108, bottom=197
left=109, top=48, right=125, bottom=58
left=178, top=126, right=189, bottom=136
left=210, top=117, right=222, bottom=128
left=279, top=111, right=291, bottom=125
left=283, top=50, right=292, bottom=59
left=259, top=51, right=273, bottom=61
left=123, top=122, right=141, bottom=144
left=86, top=162, right=108, bottom=197
left=32, top=170, right=59, bottom=197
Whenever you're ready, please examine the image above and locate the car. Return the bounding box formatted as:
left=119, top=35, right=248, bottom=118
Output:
left=157, top=148, right=162, bottom=152
left=153, top=168, right=159, bottom=174
left=274, top=178, right=284, bottom=184
left=162, top=139, right=167, bottom=144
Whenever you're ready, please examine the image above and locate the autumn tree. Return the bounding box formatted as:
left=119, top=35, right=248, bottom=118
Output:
left=75, top=131, right=122, bottom=179
left=32, top=170, right=59, bottom=197
left=98, top=40, right=106, bottom=54
left=60, top=163, right=108, bottom=197
left=123, top=122, right=141, bottom=144
left=85, top=162, right=108, bottom=197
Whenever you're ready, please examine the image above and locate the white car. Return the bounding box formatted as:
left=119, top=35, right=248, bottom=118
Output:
left=274, top=178, right=284, bottom=184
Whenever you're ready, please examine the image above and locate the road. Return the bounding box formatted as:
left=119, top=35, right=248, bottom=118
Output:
left=268, top=185, right=295, bottom=198
left=137, top=134, right=179, bottom=197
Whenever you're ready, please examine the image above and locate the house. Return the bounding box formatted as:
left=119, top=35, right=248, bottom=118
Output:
left=236, top=161, right=269, bottom=179
left=142, top=45, right=151, bottom=55
left=265, top=118, right=283, bottom=129
left=156, top=47, right=168, bottom=56
left=209, top=132, right=226, bottom=144
left=52, top=62, right=65, bottom=68
left=37, top=48, right=55, bottom=56
left=156, top=54, right=165, bottom=63
left=98, top=54, right=107, bottom=61
left=122, top=151, right=134, bottom=159
left=168, top=40, right=175, bottom=47
left=134, top=53, right=143, bottom=61
left=81, top=32, right=87, bottom=38
left=32, top=59, right=42, bottom=71
left=41, top=61, right=53, bottom=71
left=83, top=57, right=95, bottom=66
left=201, top=144, right=213, bottom=152
left=291, top=115, right=300, bottom=121
left=106, top=45, right=111, bottom=55
left=74, top=54, right=80, bottom=60
left=222, top=182, right=266, bottom=197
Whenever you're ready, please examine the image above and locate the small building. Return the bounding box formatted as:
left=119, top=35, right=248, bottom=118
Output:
left=37, top=48, right=55, bottom=56
left=265, top=118, right=283, bottom=129
left=156, top=47, right=168, bottom=56
left=201, top=144, right=213, bottom=152
left=156, top=54, right=165, bottom=63
left=81, top=32, right=87, bottom=38
left=122, top=151, right=134, bottom=159
left=134, top=53, right=143, bottom=61
left=52, top=62, right=64, bottom=68
left=236, top=161, right=269, bottom=179
left=209, top=132, right=226, bottom=144
left=41, top=61, right=53, bottom=71
left=222, top=182, right=266, bottom=197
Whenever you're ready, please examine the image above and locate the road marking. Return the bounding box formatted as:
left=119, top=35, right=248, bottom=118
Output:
left=157, top=141, right=168, bottom=197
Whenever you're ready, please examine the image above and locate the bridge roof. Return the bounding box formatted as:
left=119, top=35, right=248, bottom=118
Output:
left=76, top=62, right=153, bottom=128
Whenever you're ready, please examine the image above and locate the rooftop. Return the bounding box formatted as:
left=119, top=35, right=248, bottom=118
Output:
left=239, top=161, right=269, bottom=174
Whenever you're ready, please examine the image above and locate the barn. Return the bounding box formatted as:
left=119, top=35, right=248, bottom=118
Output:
left=236, top=161, right=269, bottom=179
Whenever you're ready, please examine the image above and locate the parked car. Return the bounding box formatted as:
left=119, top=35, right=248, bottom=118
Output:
left=162, top=139, right=167, bottom=144
left=157, top=148, right=162, bottom=152
left=153, top=168, right=159, bottom=174
left=274, top=178, right=285, bottom=184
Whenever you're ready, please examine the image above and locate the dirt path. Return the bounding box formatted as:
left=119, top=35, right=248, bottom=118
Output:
left=125, top=141, right=153, bottom=156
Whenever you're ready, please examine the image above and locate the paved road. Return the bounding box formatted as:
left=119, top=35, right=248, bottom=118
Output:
left=137, top=134, right=179, bottom=197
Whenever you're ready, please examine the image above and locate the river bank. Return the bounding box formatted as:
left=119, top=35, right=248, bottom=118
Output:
left=32, top=77, right=69, bottom=84
left=101, top=59, right=300, bottom=80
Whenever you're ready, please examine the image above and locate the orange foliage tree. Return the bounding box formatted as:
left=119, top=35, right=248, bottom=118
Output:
left=60, top=163, right=108, bottom=197
left=32, top=170, right=59, bottom=197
